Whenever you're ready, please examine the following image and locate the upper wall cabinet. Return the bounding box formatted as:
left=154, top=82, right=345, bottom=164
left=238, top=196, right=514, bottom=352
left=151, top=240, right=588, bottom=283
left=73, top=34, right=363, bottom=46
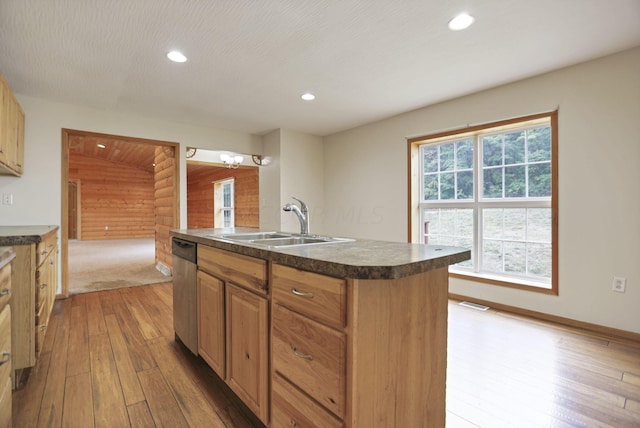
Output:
left=0, top=75, right=25, bottom=176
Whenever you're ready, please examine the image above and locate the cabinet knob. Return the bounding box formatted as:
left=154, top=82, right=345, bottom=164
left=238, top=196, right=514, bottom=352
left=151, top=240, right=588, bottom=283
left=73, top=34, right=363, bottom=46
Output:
left=0, top=288, right=9, bottom=296
left=41, top=283, right=48, bottom=289
left=40, top=325, right=47, bottom=331
left=290, top=344, right=313, bottom=361
left=291, top=288, right=314, bottom=299
left=0, top=351, right=10, bottom=366
left=290, top=420, right=297, bottom=427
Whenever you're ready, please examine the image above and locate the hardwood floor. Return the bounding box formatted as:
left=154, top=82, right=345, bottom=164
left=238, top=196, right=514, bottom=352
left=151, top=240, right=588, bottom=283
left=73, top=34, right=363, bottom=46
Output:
left=12, top=284, right=640, bottom=427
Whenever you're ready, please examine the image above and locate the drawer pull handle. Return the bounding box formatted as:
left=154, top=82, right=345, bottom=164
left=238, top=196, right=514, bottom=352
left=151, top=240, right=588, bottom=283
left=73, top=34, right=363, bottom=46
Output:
left=40, top=325, right=47, bottom=331
left=0, top=288, right=9, bottom=296
left=41, top=283, right=48, bottom=289
left=0, top=351, right=10, bottom=366
left=291, top=288, right=314, bottom=299
left=290, top=344, right=313, bottom=361
left=290, top=420, right=297, bottom=427
left=41, top=250, right=47, bottom=256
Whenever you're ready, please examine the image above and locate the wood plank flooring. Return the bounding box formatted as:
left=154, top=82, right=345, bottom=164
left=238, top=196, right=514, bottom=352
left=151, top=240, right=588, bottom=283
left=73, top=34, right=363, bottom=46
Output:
left=12, top=284, right=640, bottom=427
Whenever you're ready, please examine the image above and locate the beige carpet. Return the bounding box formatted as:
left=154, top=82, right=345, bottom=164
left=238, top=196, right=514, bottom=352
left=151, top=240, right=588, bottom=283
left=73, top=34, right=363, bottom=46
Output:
left=69, top=238, right=171, bottom=295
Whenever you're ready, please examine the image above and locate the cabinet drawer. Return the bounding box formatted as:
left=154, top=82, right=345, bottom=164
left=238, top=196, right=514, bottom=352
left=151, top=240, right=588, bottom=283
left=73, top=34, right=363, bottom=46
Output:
left=0, top=306, right=11, bottom=384
left=36, top=233, right=56, bottom=266
left=198, top=246, right=267, bottom=294
left=272, top=374, right=343, bottom=428
left=0, top=263, right=10, bottom=311
left=0, top=376, right=11, bottom=428
left=272, top=304, right=346, bottom=418
left=273, top=264, right=346, bottom=329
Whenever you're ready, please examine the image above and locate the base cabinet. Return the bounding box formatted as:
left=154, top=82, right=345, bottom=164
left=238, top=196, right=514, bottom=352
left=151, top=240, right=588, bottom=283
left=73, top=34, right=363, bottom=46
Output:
left=192, top=240, right=451, bottom=427
left=225, top=283, right=269, bottom=422
left=10, top=228, right=58, bottom=387
left=197, top=271, right=225, bottom=377
left=197, top=245, right=270, bottom=425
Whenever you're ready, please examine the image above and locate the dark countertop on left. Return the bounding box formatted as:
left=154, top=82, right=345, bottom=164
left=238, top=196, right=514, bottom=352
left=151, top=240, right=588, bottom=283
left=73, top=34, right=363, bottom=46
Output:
left=0, top=246, right=16, bottom=270
left=0, top=225, right=59, bottom=246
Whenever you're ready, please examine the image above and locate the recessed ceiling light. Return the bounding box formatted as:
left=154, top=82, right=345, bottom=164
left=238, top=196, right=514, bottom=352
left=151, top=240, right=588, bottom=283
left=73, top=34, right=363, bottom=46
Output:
left=301, top=93, right=315, bottom=101
left=448, top=13, right=475, bottom=31
left=97, top=144, right=106, bottom=149
left=167, top=50, right=187, bottom=63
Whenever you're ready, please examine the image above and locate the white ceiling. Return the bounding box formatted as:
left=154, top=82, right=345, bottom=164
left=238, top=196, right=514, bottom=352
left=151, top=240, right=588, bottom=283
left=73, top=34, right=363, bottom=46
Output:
left=1, top=0, right=639, bottom=137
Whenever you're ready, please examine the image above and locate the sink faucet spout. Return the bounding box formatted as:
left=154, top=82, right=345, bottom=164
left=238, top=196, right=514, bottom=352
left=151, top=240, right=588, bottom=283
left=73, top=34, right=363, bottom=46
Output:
left=283, top=197, right=309, bottom=235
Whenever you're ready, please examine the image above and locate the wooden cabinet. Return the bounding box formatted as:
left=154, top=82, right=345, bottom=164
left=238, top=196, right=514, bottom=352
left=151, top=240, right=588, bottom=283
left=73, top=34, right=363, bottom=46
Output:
left=0, top=246, right=15, bottom=428
left=0, top=74, right=25, bottom=176
left=225, top=283, right=268, bottom=422
left=197, top=245, right=269, bottom=424
left=9, top=228, right=58, bottom=386
left=272, top=262, right=450, bottom=427
left=197, top=270, right=225, bottom=377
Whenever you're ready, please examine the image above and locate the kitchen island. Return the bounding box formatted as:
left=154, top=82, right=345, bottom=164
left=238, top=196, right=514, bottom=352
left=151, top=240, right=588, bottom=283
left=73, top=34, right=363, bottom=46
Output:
left=171, top=227, right=469, bottom=427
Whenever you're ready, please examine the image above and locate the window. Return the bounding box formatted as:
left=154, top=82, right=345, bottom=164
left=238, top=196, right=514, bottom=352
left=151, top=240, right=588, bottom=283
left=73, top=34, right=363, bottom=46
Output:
left=409, top=112, right=557, bottom=293
left=213, top=178, right=235, bottom=228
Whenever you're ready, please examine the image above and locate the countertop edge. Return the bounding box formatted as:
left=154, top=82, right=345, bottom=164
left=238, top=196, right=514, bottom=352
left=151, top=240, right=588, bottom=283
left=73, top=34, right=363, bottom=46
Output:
left=171, top=229, right=471, bottom=280
left=0, top=225, right=59, bottom=246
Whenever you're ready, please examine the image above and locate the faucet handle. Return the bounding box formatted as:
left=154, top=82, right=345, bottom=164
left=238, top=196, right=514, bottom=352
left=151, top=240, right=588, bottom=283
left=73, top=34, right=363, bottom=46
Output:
left=291, top=196, right=307, bottom=211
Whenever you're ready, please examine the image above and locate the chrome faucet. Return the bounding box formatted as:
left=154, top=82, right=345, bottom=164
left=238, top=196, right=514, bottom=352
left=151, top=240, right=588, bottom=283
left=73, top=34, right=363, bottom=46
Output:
left=283, top=197, right=309, bottom=235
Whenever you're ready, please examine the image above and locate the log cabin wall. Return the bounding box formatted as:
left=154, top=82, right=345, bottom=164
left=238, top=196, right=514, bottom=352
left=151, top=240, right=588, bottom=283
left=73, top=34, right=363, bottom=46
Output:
left=154, top=146, right=177, bottom=272
left=187, top=163, right=259, bottom=229
left=68, top=153, right=155, bottom=239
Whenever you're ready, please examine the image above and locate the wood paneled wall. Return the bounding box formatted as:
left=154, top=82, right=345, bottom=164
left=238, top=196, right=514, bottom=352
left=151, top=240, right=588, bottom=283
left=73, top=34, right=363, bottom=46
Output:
left=68, top=153, right=155, bottom=239
left=187, top=163, right=259, bottom=229
left=154, top=146, right=177, bottom=272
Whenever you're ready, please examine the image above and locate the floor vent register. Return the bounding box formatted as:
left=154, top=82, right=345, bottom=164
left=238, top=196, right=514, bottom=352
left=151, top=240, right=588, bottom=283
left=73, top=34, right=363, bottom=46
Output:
left=459, top=301, right=490, bottom=311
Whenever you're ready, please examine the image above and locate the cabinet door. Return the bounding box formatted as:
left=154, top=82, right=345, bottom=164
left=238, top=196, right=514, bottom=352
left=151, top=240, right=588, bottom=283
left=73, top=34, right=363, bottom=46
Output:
left=226, top=283, right=269, bottom=424
left=197, top=271, right=225, bottom=377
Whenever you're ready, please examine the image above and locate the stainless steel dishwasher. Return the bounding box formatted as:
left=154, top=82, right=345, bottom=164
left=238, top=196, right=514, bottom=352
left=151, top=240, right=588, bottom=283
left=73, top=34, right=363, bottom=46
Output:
left=172, top=237, right=198, bottom=354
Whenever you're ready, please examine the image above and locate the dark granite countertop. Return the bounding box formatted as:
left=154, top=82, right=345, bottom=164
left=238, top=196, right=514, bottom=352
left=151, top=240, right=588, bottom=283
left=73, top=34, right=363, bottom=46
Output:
left=171, top=228, right=470, bottom=280
left=0, top=246, right=16, bottom=270
left=0, top=225, right=59, bottom=246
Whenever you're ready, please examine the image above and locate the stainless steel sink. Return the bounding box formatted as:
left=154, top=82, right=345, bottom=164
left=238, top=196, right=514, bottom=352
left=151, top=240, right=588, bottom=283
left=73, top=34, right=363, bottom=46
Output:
left=211, top=232, right=353, bottom=248
left=217, top=232, right=292, bottom=241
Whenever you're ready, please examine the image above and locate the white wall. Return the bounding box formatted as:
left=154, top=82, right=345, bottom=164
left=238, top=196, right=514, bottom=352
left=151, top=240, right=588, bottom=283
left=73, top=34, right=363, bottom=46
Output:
left=0, top=95, right=261, bottom=229
left=279, top=130, right=324, bottom=234
left=258, top=129, right=324, bottom=233
left=322, top=47, right=640, bottom=334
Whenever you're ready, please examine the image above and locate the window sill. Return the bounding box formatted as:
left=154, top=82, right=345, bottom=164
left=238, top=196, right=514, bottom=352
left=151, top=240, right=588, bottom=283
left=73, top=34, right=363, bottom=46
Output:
left=449, top=270, right=557, bottom=295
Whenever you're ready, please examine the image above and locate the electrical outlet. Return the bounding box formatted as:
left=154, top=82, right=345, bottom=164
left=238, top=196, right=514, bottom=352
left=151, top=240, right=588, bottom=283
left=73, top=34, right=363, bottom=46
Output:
left=612, top=276, right=626, bottom=293
left=2, top=193, right=12, bottom=205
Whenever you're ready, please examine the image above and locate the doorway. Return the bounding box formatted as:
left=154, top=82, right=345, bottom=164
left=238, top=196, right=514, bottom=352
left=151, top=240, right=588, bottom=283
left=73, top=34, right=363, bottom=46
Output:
left=60, top=129, right=180, bottom=297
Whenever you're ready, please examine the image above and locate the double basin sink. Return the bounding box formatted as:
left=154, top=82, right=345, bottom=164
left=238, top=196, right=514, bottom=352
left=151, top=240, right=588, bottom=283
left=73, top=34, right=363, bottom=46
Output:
left=211, top=232, right=354, bottom=248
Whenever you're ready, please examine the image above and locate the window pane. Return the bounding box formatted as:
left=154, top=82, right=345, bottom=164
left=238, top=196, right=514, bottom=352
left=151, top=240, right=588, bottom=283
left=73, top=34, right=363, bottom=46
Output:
left=423, top=174, right=438, bottom=200
left=440, top=172, right=455, bottom=199
left=483, top=209, right=503, bottom=240
left=528, top=163, right=551, bottom=197
left=483, top=167, right=503, bottom=198
left=456, top=170, right=473, bottom=200
left=527, top=243, right=551, bottom=278
left=482, top=240, right=503, bottom=273
left=456, top=140, right=474, bottom=169
left=505, top=165, right=526, bottom=198
left=423, top=146, right=438, bottom=173
left=423, top=208, right=473, bottom=267
left=504, top=241, right=526, bottom=274
left=504, top=131, right=525, bottom=165
left=504, top=208, right=526, bottom=241
left=527, top=208, right=551, bottom=242
left=527, top=127, right=551, bottom=162
left=440, top=144, right=454, bottom=171
left=482, top=135, right=502, bottom=167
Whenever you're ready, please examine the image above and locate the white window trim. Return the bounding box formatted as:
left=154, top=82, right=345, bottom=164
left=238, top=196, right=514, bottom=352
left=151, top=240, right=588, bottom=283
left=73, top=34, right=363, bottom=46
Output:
left=213, top=178, right=235, bottom=228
